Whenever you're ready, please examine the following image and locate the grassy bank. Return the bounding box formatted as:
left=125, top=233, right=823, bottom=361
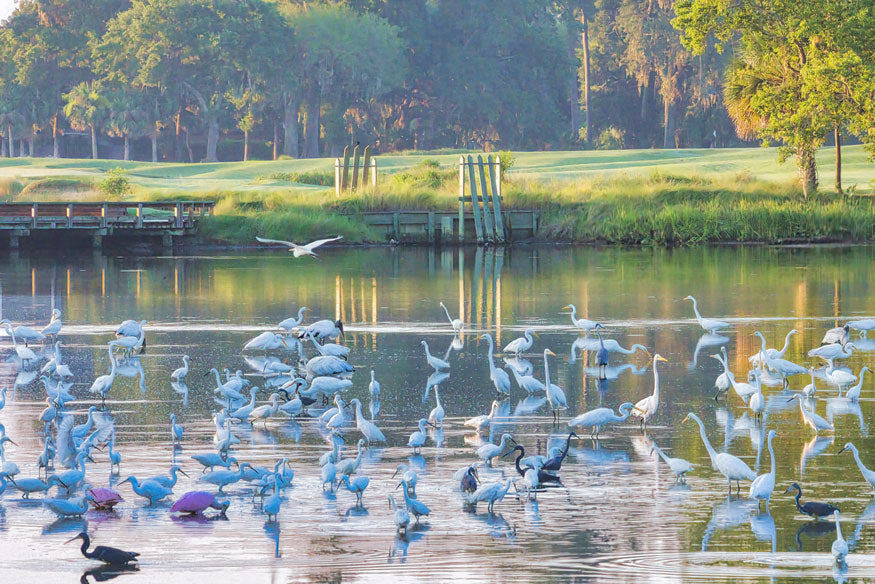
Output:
left=0, top=146, right=872, bottom=245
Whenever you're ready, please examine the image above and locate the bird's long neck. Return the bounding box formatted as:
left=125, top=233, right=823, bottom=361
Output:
left=212, top=369, right=222, bottom=387
left=514, top=450, right=524, bottom=475
left=654, top=445, right=671, bottom=465
left=690, top=298, right=702, bottom=322
left=108, top=346, right=117, bottom=375
left=691, top=416, right=717, bottom=464
left=423, top=343, right=431, bottom=358
left=80, top=536, right=93, bottom=559
left=850, top=446, right=869, bottom=476
left=779, top=332, right=793, bottom=355
left=434, top=387, right=441, bottom=408
left=568, top=305, right=578, bottom=325
left=615, top=407, right=632, bottom=423
left=543, top=351, right=552, bottom=387
left=441, top=303, right=453, bottom=325
left=835, top=516, right=844, bottom=541
left=484, top=336, right=496, bottom=368
left=652, top=357, right=661, bottom=400
left=793, top=488, right=803, bottom=511
left=767, top=434, right=775, bottom=476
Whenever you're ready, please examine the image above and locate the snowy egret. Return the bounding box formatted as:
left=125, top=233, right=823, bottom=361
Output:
left=349, top=398, right=386, bottom=443
left=0, top=319, right=45, bottom=346
left=191, top=453, right=238, bottom=473
left=392, top=463, right=419, bottom=497
left=543, top=348, right=567, bottom=421
left=788, top=393, right=834, bottom=435
left=262, top=476, right=282, bottom=521
left=255, top=235, right=343, bottom=258
left=464, top=400, right=501, bottom=432
left=2, top=324, right=37, bottom=364
left=632, top=354, right=668, bottom=430
left=120, top=476, right=172, bottom=504
left=171, top=356, right=190, bottom=381
left=823, top=325, right=850, bottom=346
left=45, top=495, right=89, bottom=518
left=651, top=442, right=693, bottom=483
left=848, top=319, right=875, bottom=337
left=278, top=307, right=308, bottom=331
left=562, top=304, right=601, bottom=332
left=336, top=439, right=366, bottom=476
left=711, top=348, right=757, bottom=401
left=568, top=402, right=635, bottom=437
left=503, top=329, right=538, bottom=355
left=307, top=331, right=349, bottom=358
left=298, top=319, right=344, bottom=341
left=749, top=329, right=797, bottom=366
left=368, top=369, right=380, bottom=401
left=41, top=309, right=62, bottom=340
left=388, top=494, right=410, bottom=534
left=170, top=414, right=183, bottom=446
left=422, top=340, right=450, bottom=371
left=146, top=465, right=189, bottom=489
left=684, top=296, right=729, bottom=334
left=72, top=406, right=99, bottom=440
left=845, top=367, right=869, bottom=401
left=509, top=366, right=545, bottom=394
left=407, top=418, right=435, bottom=453
left=321, top=458, right=337, bottom=492
left=439, top=301, right=464, bottom=334
left=749, top=430, right=778, bottom=508
left=428, top=385, right=445, bottom=427
left=198, top=463, right=253, bottom=494
left=249, top=393, right=280, bottom=428
left=784, top=483, right=839, bottom=519
left=683, top=412, right=756, bottom=493
left=838, top=443, right=875, bottom=493
left=399, top=479, right=430, bottom=523
left=229, top=387, right=260, bottom=422
left=171, top=491, right=229, bottom=516
left=467, top=478, right=513, bottom=513
left=338, top=474, right=370, bottom=505
left=65, top=532, right=139, bottom=565
left=825, top=363, right=857, bottom=392
left=803, top=368, right=818, bottom=398
left=244, top=331, right=288, bottom=351
left=749, top=369, right=765, bottom=419
left=809, top=342, right=856, bottom=363
left=115, top=320, right=147, bottom=349
left=7, top=474, right=66, bottom=498
left=476, top=432, right=515, bottom=466
left=832, top=510, right=848, bottom=564
left=89, top=344, right=118, bottom=404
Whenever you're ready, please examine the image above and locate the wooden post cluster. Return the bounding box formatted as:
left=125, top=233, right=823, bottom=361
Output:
left=458, top=154, right=505, bottom=245
left=335, top=144, right=377, bottom=196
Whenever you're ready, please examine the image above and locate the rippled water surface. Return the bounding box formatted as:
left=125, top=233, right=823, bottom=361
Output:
left=1, top=245, right=875, bottom=583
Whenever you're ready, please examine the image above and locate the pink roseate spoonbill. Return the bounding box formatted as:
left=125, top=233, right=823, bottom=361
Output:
left=171, top=491, right=230, bottom=516
left=87, top=487, right=124, bottom=510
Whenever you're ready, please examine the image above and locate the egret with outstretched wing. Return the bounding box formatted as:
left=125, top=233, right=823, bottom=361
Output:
left=255, top=235, right=343, bottom=258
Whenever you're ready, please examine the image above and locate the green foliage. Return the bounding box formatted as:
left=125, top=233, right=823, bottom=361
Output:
left=99, top=168, right=132, bottom=198
left=595, top=128, right=626, bottom=150
left=497, top=151, right=515, bottom=174
left=267, top=170, right=335, bottom=186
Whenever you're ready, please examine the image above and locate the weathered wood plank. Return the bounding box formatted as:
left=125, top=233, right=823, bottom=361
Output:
left=488, top=155, right=505, bottom=242
left=467, top=155, right=484, bottom=244
left=476, top=155, right=495, bottom=241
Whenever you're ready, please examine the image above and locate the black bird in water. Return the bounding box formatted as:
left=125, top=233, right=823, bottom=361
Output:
left=66, top=532, right=139, bottom=565
left=784, top=483, right=839, bottom=520
left=503, top=445, right=561, bottom=484
left=541, top=431, right=578, bottom=473
left=460, top=466, right=479, bottom=494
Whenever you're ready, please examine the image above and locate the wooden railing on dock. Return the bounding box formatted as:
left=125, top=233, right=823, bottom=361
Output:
left=0, top=201, right=214, bottom=231
left=335, top=144, right=377, bottom=195
left=459, top=154, right=504, bottom=244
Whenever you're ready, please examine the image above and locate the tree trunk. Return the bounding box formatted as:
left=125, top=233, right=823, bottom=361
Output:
left=8, top=125, right=14, bottom=157
left=580, top=9, right=591, bottom=145
left=175, top=109, right=183, bottom=162
left=243, top=128, right=249, bottom=162
left=184, top=127, right=194, bottom=163
left=663, top=99, right=676, bottom=148
left=29, top=127, right=35, bottom=156
left=123, top=133, right=130, bottom=161
left=283, top=96, right=300, bottom=158
left=90, top=124, right=98, bottom=159
left=19, top=139, right=24, bottom=157
left=303, top=85, right=321, bottom=159
left=834, top=127, right=842, bottom=194
left=52, top=113, right=59, bottom=158
left=205, top=117, right=219, bottom=162
left=272, top=122, right=278, bottom=161
left=797, top=146, right=818, bottom=198
left=151, top=130, right=158, bottom=163
left=1, top=134, right=5, bottom=157
left=640, top=82, right=648, bottom=121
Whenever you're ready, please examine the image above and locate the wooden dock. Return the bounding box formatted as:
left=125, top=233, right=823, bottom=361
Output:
left=353, top=209, right=539, bottom=243
left=0, top=201, right=214, bottom=248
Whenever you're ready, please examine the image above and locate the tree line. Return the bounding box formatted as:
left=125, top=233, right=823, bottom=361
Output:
left=0, top=0, right=872, bottom=194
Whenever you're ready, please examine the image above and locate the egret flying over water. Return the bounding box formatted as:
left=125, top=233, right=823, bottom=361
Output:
left=683, top=412, right=756, bottom=493
left=255, top=235, right=343, bottom=258
left=684, top=296, right=729, bottom=334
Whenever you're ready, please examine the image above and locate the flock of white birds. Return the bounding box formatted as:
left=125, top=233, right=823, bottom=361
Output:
left=0, top=294, right=874, bottom=568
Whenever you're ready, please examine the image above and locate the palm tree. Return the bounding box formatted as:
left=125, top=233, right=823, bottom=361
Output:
left=107, top=91, right=148, bottom=161
left=63, top=83, right=108, bottom=159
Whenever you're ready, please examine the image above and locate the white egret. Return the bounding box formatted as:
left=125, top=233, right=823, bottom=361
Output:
left=45, top=495, right=89, bottom=518
left=278, top=307, right=308, bottom=332
left=428, top=385, right=445, bottom=427
left=562, top=304, right=601, bottom=331
left=503, top=329, right=538, bottom=355
left=107, top=441, right=122, bottom=474
left=838, top=443, right=875, bottom=493
left=711, top=348, right=757, bottom=401
left=0, top=319, right=45, bottom=346
left=568, top=402, right=635, bottom=437
left=683, top=412, right=756, bottom=493
left=464, top=400, right=501, bottom=432
left=478, top=333, right=510, bottom=395
left=399, top=479, right=430, bottom=523
left=294, top=376, right=352, bottom=401
left=7, top=475, right=66, bottom=498
left=832, top=510, right=848, bottom=564
left=298, top=319, right=344, bottom=341
left=336, top=439, right=366, bottom=476
left=749, top=430, right=778, bottom=508
left=255, top=235, right=343, bottom=258
left=392, top=463, right=418, bottom=497
left=349, top=398, right=386, bottom=443
left=407, top=418, right=434, bottom=453
left=509, top=366, right=545, bottom=394
left=788, top=393, right=834, bottom=434
left=684, top=296, right=729, bottom=334
left=244, top=331, right=288, bottom=351
left=632, top=354, right=668, bottom=430
left=845, top=367, right=869, bottom=401
left=2, top=324, right=37, bottom=364
left=803, top=368, right=818, bottom=398
left=120, top=476, right=172, bottom=504
left=112, top=324, right=146, bottom=356
left=823, top=325, right=850, bottom=346
left=749, top=329, right=797, bottom=366
left=171, top=355, right=190, bottom=381
left=809, top=342, right=856, bottom=363
left=543, top=348, right=567, bottom=421
left=338, top=474, right=370, bottom=505
left=198, top=462, right=253, bottom=494
left=305, top=355, right=353, bottom=378
left=41, top=309, right=62, bottom=340
left=319, top=394, right=347, bottom=424
left=325, top=398, right=351, bottom=430
left=321, top=457, right=337, bottom=492
left=89, top=344, right=118, bottom=404
left=848, top=319, right=875, bottom=337
left=388, top=494, right=410, bottom=534
left=749, top=369, right=765, bottom=419
left=467, top=478, right=513, bottom=513
left=651, top=442, right=693, bottom=482
left=72, top=406, right=99, bottom=440
left=170, top=414, right=183, bottom=446
left=262, top=476, right=282, bottom=521
left=307, top=331, right=349, bottom=358
left=421, top=340, right=450, bottom=371
left=229, top=387, right=260, bottom=422
left=825, top=363, right=857, bottom=392
left=146, top=465, right=188, bottom=489
left=248, top=393, right=280, bottom=428
left=56, top=451, right=91, bottom=493
left=439, top=301, right=464, bottom=334
left=368, top=369, right=380, bottom=401
left=191, top=453, right=238, bottom=473
left=476, top=432, right=515, bottom=466
left=754, top=331, right=806, bottom=388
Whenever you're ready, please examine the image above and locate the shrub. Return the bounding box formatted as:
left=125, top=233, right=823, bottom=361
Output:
left=595, top=127, right=626, bottom=150
left=267, top=170, right=335, bottom=186
left=497, top=150, right=515, bottom=174
left=99, top=168, right=132, bottom=198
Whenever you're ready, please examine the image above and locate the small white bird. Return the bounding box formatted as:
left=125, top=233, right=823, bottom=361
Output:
left=788, top=393, right=834, bottom=435
left=503, top=329, right=538, bottom=355
left=467, top=478, right=513, bottom=513
left=422, top=340, right=450, bottom=371
left=845, top=366, right=869, bottom=401
left=684, top=295, right=729, bottom=334
left=562, top=304, right=601, bottom=331
left=831, top=510, right=848, bottom=564
left=464, top=400, right=501, bottom=432
left=248, top=393, right=280, bottom=428
left=41, top=309, right=63, bottom=340
left=848, top=318, right=875, bottom=337
left=388, top=494, right=410, bottom=534
left=368, top=369, right=380, bottom=401
left=407, top=418, right=434, bottom=453
left=651, top=442, right=693, bottom=483
left=255, top=235, right=343, bottom=258
left=338, top=474, right=369, bottom=505
left=278, top=307, right=308, bottom=332
left=568, top=402, right=635, bottom=437
left=171, top=355, right=190, bottom=381
left=749, top=430, right=778, bottom=508
left=439, top=301, right=464, bottom=334
left=428, top=385, right=445, bottom=427
left=170, top=414, right=183, bottom=447
left=838, top=442, right=875, bottom=493
left=476, top=432, right=515, bottom=466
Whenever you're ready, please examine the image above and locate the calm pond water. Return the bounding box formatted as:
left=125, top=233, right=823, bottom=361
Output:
left=1, top=245, right=874, bottom=583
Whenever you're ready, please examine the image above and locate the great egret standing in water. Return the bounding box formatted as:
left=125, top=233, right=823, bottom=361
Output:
left=832, top=510, right=848, bottom=564
left=567, top=402, right=635, bottom=437
left=838, top=443, right=875, bottom=493
left=503, top=329, right=538, bottom=355
left=684, top=296, right=729, bottom=334
left=439, top=301, right=463, bottom=334
left=562, top=304, right=601, bottom=332
left=479, top=333, right=510, bottom=395
left=651, top=442, right=693, bottom=483
left=788, top=393, right=834, bottom=435
left=632, top=354, right=668, bottom=430
left=543, top=348, right=566, bottom=421
left=421, top=341, right=450, bottom=371
left=683, top=412, right=756, bottom=493
left=749, top=430, right=778, bottom=509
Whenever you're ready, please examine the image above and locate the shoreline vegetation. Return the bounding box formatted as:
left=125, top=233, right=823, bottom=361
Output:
left=0, top=146, right=873, bottom=247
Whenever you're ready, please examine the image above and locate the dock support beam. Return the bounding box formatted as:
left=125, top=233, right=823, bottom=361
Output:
left=162, top=233, right=174, bottom=251
left=9, top=235, right=19, bottom=249
left=92, top=234, right=103, bottom=249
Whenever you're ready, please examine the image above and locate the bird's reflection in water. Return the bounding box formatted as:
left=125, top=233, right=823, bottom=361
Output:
left=80, top=563, right=139, bottom=583
left=407, top=453, right=426, bottom=470
left=469, top=511, right=516, bottom=543
left=524, top=498, right=542, bottom=530
left=701, top=494, right=757, bottom=551
left=795, top=520, right=836, bottom=551
left=170, top=512, right=229, bottom=526
left=369, top=399, right=380, bottom=420
left=690, top=333, right=729, bottom=370
left=428, top=426, right=444, bottom=448
left=42, top=517, right=87, bottom=536
left=171, top=381, right=189, bottom=408
left=279, top=420, right=302, bottom=442
left=826, top=398, right=867, bottom=436
left=344, top=504, right=369, bottom=518
left=800, top=435, right=834, bottom=476
left=749, top=511, right=776, bottom=553
left=388, top=526, right=429, bottom=563
left=514, top=396, right=546, bottom=416
left=264, top=521, right=281, bottom=558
